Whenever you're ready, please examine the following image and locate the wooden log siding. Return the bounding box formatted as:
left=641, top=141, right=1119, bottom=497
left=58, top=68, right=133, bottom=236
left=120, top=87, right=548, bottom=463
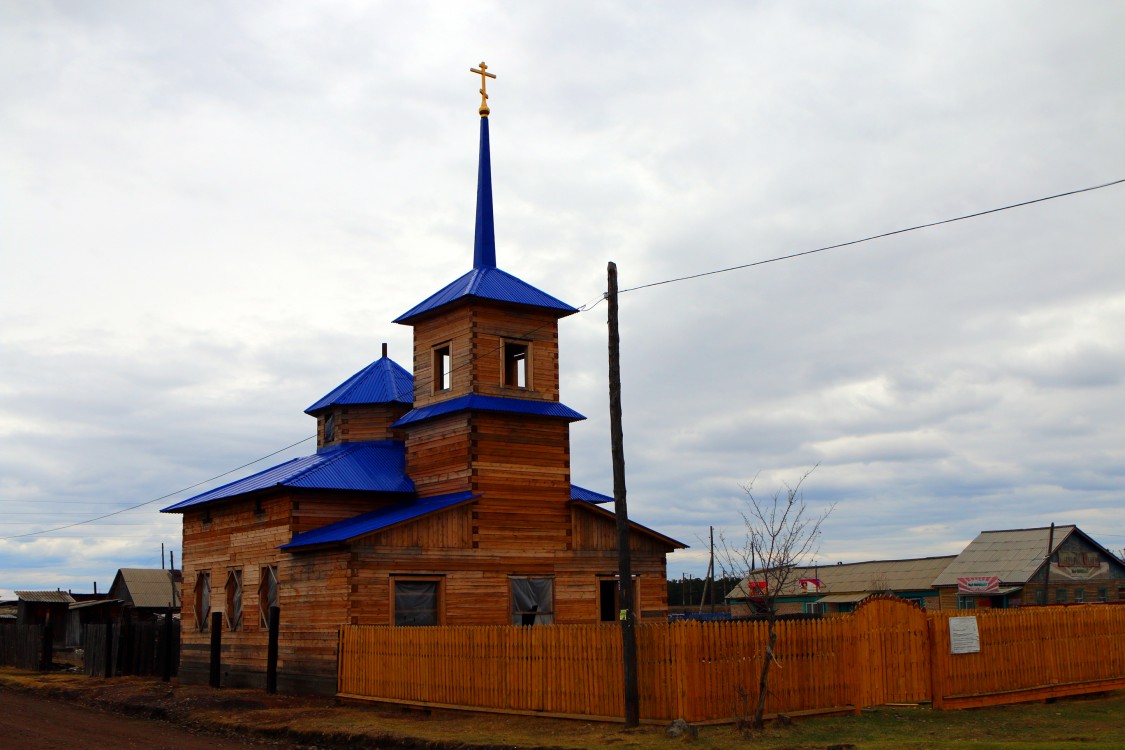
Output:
left=339, top=599, right=1125, bottom=722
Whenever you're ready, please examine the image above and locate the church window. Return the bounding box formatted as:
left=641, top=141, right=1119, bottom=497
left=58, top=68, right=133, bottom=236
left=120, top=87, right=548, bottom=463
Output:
left=259, top=565, right=279, bottom=629
left=195, top=572, right=211, bottom=631
left=510, top=577, right=554, bottom=625
left=433, top=344, right=452, bottom=392
left=503, top=341, right=529, bottom=388
left=225, top=569, right=243, bottom=631
left=393, top=577, right=442, bottom=626
left=323, top=412, right=336, bottom=442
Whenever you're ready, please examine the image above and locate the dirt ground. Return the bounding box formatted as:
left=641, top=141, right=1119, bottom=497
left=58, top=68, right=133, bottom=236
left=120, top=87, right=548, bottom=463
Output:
left=0, top=689, right=302, bottom=750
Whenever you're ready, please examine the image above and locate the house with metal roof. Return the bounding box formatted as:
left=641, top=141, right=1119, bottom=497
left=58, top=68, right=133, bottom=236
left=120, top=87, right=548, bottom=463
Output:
left=106, top=568, right=181, bottom=616
left=931, top=525, right=1125, bottom=610
left=14, top=590, right=76, bottom=648
left=727, top=556, right=955, bottom=616
left=163, top=69, right=685, bottom=695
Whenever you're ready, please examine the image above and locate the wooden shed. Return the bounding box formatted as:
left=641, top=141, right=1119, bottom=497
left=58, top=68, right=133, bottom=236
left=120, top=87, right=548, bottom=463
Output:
left=164, top=101, right=685, bottom=695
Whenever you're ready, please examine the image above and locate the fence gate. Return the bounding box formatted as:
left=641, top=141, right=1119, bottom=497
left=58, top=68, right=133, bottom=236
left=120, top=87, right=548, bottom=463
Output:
left=850, top=597, right=931, bottom=706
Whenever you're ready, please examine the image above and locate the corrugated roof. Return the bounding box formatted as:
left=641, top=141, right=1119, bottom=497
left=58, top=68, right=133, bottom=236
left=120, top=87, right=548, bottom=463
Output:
left=281, top=491, right=479, bottom=549
left=393, top=266, right=577, bottom=324
left=15, top=591, right=76, bottom=604
left=571, top=485, right=613, bottom=504
left=817, top=592, right=872, bottom=604
left=305, top=356, right=414, bottom=414
left=393, top=394, right=585, bottom=428
left=728, top=556, right=956, bottom=599
left=111, top=569, right=181, bottom=608
left=931, top=525, right=1079, bottom=586
left=69, top=599, right=123, bottom=610
left=161, top=441, right=414, bottom=512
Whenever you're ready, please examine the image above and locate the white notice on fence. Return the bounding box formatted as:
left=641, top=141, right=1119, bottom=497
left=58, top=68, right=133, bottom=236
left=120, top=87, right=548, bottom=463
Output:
left=949, top=616, right=980, bottom=654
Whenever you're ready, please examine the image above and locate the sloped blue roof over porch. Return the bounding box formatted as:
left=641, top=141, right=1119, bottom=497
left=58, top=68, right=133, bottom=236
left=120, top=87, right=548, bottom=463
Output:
left=393, top=266, right=577, bottom=324
left=571, top=485, right=613, bottom=504
left=281, top=491, right=479, bottom=549
left=160, top=441, right=414, bottom=512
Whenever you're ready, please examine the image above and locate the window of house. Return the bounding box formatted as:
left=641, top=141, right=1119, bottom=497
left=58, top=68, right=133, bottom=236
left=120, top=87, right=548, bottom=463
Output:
left=1098, top=587, right=1109, bottom=603
left=957, top=595, right=977, bottom=610
left=433, top=344, right=452, bottom=392
left=393, top=578, right=441, bottom=626
left=597, top=576, right=640, bottom=622
left=1075, top=589, right=1086, bottom=603
left=510, top=577, right=554, bottom=625
left=1056, top=588, right=1068, bottom=604
left=1035, top=589, right=1046, bottom=605
left=323, top=412, right=336, bottom=442
left=225, top=569, right=243, bottom=631
left=802, top=602, right=827, bottom=615
left=259, top=565, right=279, bottom=629
left=195, top=572, right=211, bottom=631
left=502, top=341, right=529, bottom=388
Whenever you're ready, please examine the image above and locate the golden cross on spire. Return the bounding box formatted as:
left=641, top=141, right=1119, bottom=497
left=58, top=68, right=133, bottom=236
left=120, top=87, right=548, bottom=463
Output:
left=470, top=61, right=497, bottom=116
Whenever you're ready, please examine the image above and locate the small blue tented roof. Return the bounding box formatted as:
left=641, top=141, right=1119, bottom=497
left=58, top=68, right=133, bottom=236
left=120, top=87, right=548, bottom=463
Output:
left=281, top=491, right=479, bottom=549
left=393, top=394, right=585, bottom=427
left=160, top=441, right=414, bottom=512
left=305, top=356, right=414, bottom=414
left=393, top=266, right=577, bottom=324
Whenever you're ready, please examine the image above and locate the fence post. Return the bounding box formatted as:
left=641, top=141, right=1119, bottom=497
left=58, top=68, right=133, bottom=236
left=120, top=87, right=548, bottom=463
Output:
left=209, top=611, right=222, bottom=688
left=102, top=623, right=114, bottom=678
left=161, top=607, right=174, bottom=682
left=266, top=606, right=280, bottom=694
left=929, top=616, right=945, bottom=710
left=40, top=625, right=53, bottom=672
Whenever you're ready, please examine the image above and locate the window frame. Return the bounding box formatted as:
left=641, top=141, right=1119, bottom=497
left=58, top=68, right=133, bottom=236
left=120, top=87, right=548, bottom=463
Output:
left=502, top=340, right=530, bottom=389
left=432, top=343, right=452, bottom=393
left=1075, top=588, right=1086, bottom=603
left=1055, top=588, right=1068, bottom=604
left=391, top=576, right=444, bottom=626
left=957, top=595, right=977, bottom=610
left=225, top=568, right=243, bottom=631
left=259, top=565, right=279, bottom=629
left=195, top=571, right=211, bottom=632
left=509, top=576, right=555, bottom=625
left=596, top=575, right=641, bottom=623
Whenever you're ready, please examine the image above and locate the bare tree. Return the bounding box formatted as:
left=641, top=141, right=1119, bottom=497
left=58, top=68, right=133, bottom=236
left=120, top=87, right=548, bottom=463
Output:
left=720, top=466, right=832, bottom=730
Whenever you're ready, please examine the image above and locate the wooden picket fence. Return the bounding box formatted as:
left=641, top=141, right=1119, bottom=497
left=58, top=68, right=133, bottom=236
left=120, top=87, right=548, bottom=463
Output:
left=338, top=598, right=1125, bottom=722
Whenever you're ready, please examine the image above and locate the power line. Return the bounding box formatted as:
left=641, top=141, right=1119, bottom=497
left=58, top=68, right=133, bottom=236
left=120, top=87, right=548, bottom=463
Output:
left=0, top=435, right=315, bottom=540
left=619, top=178, right=1125, bottom=295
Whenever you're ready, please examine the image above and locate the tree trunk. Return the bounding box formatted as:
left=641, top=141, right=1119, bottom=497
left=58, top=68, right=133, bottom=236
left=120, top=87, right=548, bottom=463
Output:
left=752, top=620, right=778, bottom=729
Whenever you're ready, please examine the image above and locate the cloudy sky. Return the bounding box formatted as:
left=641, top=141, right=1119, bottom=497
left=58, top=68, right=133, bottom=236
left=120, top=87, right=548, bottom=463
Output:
left=3, top=1, right=1124, bottom=598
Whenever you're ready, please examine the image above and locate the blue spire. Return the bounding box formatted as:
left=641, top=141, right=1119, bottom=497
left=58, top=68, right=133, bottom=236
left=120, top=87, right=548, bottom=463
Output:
left=473, top=116, right=496, bottom=269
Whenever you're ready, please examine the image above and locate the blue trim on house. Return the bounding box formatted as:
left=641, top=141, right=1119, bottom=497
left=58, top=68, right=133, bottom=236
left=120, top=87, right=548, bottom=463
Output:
left=392, top=394, right=585, bottom=427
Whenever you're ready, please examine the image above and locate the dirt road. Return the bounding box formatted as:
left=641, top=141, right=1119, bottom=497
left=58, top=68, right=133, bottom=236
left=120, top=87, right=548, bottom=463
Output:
left=0, top=689, right=301, bottom=750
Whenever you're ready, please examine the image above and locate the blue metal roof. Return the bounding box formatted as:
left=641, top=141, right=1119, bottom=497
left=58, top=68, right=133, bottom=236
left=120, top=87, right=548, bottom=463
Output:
left=393, top=394, right=585, bottom=427
left=474, top=115, right=496, bottom=270
left=160, top=441, right=414, bottom=512
left=305, top=356, right=413, bottom=414
left=571, top=484, right=613, bottom=504
left=281, top=491, right=479, bottom=549
left=393, top=266, right=578, bottom=324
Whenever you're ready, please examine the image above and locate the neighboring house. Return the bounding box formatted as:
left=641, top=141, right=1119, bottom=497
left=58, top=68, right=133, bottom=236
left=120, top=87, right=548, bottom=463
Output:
left=932, top=525, right=1125, bottom=610
left=14, top=591, right=75, bottom=647
left=107, top=568, right=181, bottom=620
left=162, top=99, right=685, bottom=694
left=727, top=556, right=955, bottom=615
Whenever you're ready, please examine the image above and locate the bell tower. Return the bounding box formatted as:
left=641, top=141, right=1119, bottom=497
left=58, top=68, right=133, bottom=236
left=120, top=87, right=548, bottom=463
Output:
left=391, top=64, right=584, bottom=549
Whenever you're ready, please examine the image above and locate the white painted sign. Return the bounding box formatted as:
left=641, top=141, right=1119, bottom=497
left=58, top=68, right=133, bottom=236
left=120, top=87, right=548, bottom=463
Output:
left=949, top=616, right=981, bottom=654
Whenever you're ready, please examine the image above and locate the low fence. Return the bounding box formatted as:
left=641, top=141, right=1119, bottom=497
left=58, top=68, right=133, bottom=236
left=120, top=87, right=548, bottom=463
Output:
left=338, top=599, right=1125, bottom=722
left=0, top=624, right=49, bottom=671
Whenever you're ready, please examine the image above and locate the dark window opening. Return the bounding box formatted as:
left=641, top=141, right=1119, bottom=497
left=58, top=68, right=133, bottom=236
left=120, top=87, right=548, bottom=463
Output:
left=195, top=572, right=211, bottom=631
left=323, top=412, right=336, bottom=442
left=395, top=579, right=439, bottom=626
left=259, top=565, right=279, bottom=628
left=599, top=579, right=617, bottom=622
left=503, top=342, right=528, bottom=388
left=225, top=569, right=243, bottom=631
left=434, top=345, right=452, bottom=392
left=1056, top=588, right=1068, bottom=604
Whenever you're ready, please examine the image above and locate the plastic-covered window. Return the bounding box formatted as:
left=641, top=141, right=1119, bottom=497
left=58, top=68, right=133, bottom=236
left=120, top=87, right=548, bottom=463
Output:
left=259, top=565, right=279, bottom=628
left=510, top=578, right=554, bottom=625
left=395, top=580, right=438, bottom=626
left=195, top=572, right=211, bottom=631
left=225, top=569, right=243, bottom=631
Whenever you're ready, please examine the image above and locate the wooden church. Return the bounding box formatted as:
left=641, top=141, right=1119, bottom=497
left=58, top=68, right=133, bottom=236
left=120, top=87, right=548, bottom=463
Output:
left=163, top=67, right=685, bottom=695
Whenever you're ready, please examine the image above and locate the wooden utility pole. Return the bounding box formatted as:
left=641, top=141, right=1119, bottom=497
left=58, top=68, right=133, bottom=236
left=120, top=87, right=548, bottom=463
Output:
left=607, top=261, right=639, bottom=727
